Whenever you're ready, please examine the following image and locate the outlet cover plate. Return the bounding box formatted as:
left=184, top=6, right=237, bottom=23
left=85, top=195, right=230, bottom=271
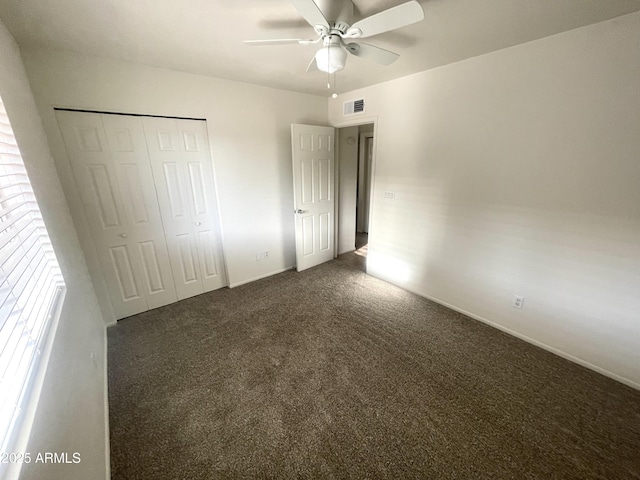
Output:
left=513, top=295, right=524, bottom=309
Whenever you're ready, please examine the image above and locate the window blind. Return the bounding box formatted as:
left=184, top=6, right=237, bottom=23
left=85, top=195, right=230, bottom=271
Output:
left=0, top=95, right=65, bottom=452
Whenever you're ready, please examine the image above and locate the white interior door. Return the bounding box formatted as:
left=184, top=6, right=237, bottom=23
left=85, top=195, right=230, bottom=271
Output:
left=57, top=111, right=178, bottom=318
left=291, top=124, right=335, bottom=272
left=143, top=117, right=226, bottom=299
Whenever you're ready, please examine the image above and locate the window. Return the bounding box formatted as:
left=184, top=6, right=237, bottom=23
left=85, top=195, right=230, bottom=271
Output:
left=0, top=94, right=66, bottom=454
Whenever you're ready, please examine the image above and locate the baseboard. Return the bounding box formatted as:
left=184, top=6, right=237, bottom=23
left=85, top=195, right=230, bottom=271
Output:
left=369, top=272, right=640, bottom=391
left=103, top=325, right=111, bottom=480
left=229, top=266, right=295, bottom=288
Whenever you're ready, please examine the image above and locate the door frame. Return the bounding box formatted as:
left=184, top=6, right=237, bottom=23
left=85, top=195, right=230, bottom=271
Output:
left=332, top=116, right=379, bottom=260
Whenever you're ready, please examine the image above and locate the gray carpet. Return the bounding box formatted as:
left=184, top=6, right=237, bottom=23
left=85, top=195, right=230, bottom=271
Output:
left=108, top=253, right=640, bottom=479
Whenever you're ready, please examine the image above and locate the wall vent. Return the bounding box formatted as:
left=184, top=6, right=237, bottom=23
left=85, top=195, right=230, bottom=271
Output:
left=343, top=98, right=365, bottom=116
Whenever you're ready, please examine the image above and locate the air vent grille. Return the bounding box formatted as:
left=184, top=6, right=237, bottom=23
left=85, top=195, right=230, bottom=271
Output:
left=343, top=98, right=365, bottom=116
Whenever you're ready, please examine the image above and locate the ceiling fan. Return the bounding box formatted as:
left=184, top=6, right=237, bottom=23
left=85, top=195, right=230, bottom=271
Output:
left=244, top=0, right=424, bottom=74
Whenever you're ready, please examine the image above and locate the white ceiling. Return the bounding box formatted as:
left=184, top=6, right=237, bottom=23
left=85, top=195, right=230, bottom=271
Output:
left=1, top=0, right=640, bottom=97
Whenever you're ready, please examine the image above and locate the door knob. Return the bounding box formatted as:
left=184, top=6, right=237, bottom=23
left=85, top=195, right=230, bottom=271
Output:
left=194, top=222, right=202, bottom=226
left=119, top=233, right=128, bottom=238
left=295, top=209, right=304, bottom=214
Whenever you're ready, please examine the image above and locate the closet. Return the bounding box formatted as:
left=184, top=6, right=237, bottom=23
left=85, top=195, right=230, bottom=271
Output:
left=56, top=111, right=226, bottom=319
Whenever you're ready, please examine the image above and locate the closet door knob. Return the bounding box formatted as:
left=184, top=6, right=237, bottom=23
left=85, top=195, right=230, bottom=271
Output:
left=119, top=233, right=128, bottom=238
left=194, top=222, right=202, bottom=226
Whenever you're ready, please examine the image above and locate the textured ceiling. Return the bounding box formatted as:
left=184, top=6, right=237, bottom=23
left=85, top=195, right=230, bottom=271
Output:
left=1, top=0, right=639, bottom=96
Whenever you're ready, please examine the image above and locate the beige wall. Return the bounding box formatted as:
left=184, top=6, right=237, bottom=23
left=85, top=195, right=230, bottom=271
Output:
left=329, top=12, right=640, bottom=388
left=20, top=48, right=328, bottom=318
left=0, top=21, right=108, bottom=480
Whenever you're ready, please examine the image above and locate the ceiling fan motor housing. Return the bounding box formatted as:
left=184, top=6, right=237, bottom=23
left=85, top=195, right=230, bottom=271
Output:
left=332, top=21, right=350, bottom=34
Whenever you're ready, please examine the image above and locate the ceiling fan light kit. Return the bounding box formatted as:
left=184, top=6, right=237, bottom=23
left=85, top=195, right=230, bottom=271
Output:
left=315, top=44, right=347, bottom=73
left=244, top=0, right=424, bottom=79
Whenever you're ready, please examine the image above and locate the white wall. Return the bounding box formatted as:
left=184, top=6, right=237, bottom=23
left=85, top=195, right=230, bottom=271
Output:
left=20, top=48, right=328, bottom=318
left=329, top=12, right=640, bottom=388
left=337, top=126, right=358, bottom=254
left=0, top=21, right=108, bottom=480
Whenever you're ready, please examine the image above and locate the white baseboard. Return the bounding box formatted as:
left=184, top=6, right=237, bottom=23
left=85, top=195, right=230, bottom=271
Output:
left=229, top=266, right=295, bottom=288
left=369, top=272, right=640, bottom=391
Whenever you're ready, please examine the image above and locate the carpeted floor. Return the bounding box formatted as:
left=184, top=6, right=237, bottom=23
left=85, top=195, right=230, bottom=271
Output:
left=108, top=253, right=640, bottom=479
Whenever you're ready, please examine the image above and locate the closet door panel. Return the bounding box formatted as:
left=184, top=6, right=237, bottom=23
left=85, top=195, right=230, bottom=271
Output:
left=176, top=119, right=226, bottom=292
left=102, top=115, right=178, bottom=310
left=56, top=111, right=148, bottom=318
left=143, top=117, right=204, bottom=300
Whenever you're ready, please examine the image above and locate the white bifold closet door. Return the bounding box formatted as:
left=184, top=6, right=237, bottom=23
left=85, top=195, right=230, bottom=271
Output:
left=142, top=117, right=224, bottom=300
left=56, top=111, right=226, bottom=319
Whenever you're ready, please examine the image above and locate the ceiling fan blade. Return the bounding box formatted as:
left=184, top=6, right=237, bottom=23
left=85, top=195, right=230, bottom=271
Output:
left=244, top=38, right=315, bottom=46
left=289, top=0, right=330, bottom=29
left=306, top=55, right=319, bottom=72
left=349, top=1, right=424, bottom=38
left=345, top=42, right=400, bottom=66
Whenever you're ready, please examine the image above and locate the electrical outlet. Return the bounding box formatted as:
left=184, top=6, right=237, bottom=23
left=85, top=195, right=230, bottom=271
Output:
left=513, top=295, right=524, bottom=309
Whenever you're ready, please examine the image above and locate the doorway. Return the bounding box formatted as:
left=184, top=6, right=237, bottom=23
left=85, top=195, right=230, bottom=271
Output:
left=356, top=129, right=374, bottom=256
left=337, top=122, right=374, bottom=267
